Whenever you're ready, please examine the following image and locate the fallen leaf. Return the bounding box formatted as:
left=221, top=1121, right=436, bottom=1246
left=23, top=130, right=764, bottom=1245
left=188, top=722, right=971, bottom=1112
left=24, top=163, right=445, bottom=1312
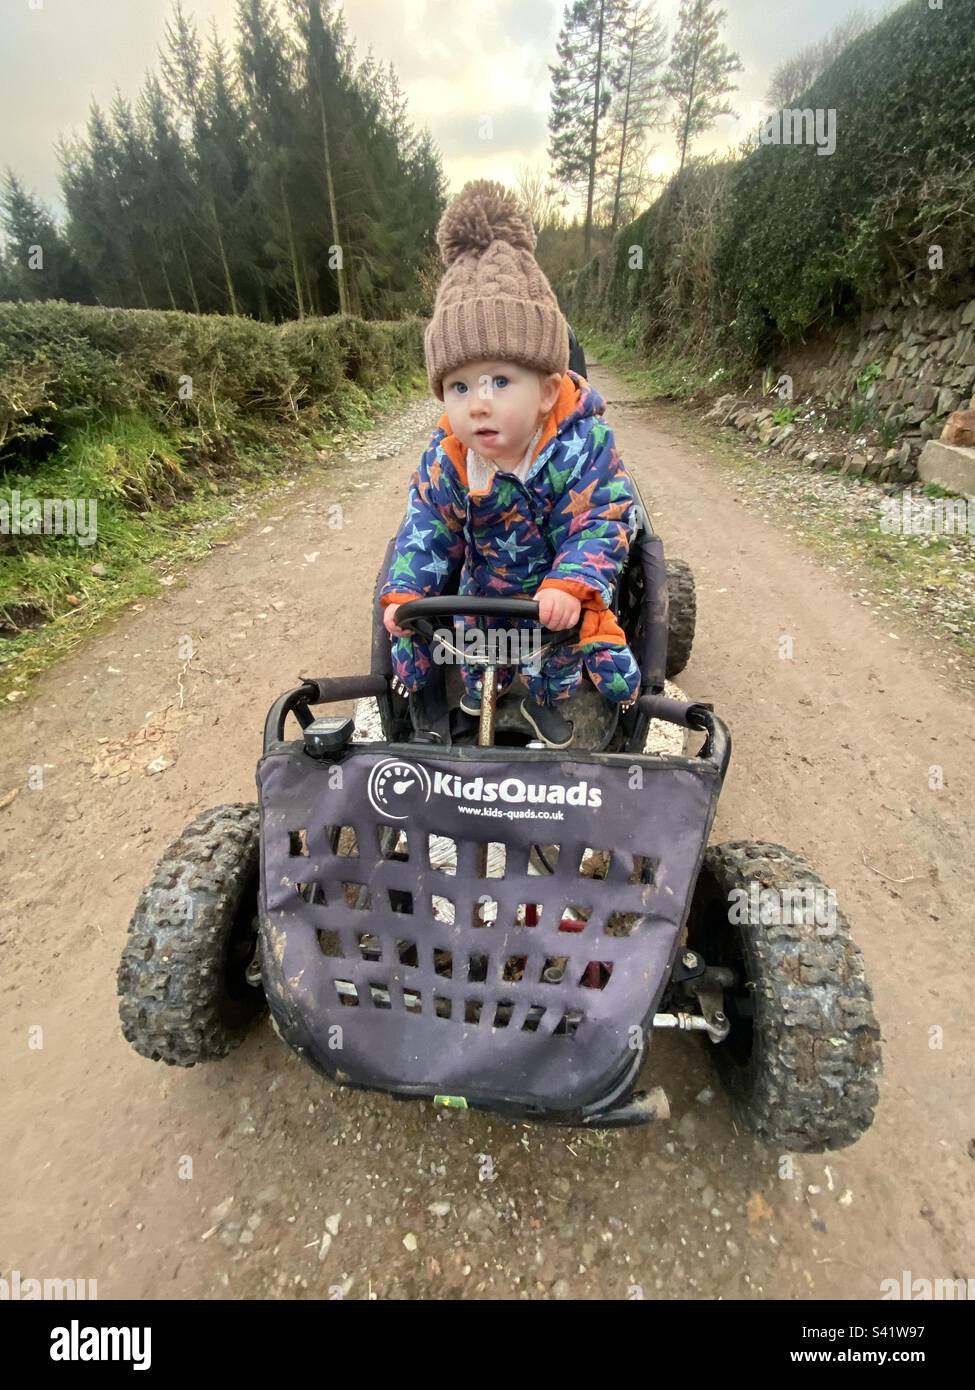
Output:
left=747, top=1192, right=774, bottom=1226
left=0, top=787, right=20, bottom=811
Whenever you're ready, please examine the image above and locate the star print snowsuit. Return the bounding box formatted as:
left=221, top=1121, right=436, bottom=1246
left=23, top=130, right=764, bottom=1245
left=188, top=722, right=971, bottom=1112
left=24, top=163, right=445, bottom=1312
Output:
left=378, top=370, right=642, bottom=706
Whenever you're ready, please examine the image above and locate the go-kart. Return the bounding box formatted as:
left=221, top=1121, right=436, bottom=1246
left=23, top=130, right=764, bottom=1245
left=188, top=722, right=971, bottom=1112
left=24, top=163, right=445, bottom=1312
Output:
left=117, top=479, right=881, bottom=1148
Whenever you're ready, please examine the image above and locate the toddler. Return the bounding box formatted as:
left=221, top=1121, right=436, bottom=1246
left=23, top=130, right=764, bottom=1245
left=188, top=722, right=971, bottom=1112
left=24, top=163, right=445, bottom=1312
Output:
left=379, top=180, right=641, bottom=747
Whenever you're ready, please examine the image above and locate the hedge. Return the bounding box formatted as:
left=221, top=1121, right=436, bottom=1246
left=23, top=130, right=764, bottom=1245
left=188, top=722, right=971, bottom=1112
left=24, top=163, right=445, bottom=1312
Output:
left=0, top=301, right=425, bottom=465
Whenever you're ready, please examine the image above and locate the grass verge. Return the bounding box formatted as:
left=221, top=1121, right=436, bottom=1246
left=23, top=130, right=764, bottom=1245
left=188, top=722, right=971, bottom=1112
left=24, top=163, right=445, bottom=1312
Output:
left=0, top=368, right=427, bottom=700
left=579, top=325, right=740, bottom=402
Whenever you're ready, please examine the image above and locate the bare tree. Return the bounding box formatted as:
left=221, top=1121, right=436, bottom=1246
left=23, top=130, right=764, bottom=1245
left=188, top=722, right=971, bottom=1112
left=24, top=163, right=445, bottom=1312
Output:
left=515, top=162, right=563, bottom=233
left=766, top=9, right=873, bottom=107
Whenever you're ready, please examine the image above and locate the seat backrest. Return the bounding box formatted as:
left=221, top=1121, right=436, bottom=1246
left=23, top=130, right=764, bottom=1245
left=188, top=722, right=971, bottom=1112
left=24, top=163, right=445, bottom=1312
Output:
left=567, top=324, right=588, bottom=379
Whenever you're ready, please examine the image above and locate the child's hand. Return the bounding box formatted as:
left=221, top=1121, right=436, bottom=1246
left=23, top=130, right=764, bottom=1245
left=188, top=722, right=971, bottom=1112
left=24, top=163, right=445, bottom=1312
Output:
left=535, top=587, right=581, bottom=630
left=383, top=603, right=410, bottom=638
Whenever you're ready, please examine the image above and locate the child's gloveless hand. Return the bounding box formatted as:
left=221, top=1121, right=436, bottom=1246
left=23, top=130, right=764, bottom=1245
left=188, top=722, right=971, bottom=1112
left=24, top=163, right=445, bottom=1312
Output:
left=535, top=587, right=581, bottom=630
left=383, top=603, right=410, bottom=638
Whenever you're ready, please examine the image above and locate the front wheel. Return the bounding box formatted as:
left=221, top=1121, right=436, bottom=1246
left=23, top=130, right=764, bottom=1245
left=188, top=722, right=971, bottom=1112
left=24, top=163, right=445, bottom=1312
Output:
left=685, top=841, right=882, bottom=1151
left=117, top=803, right=265, bottom=1067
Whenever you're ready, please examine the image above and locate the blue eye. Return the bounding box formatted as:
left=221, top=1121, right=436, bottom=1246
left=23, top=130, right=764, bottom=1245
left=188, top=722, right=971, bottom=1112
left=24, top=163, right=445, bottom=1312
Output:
left=493, top=375, right=509, bottom=390
left=451, top=381, right=468, bottom=395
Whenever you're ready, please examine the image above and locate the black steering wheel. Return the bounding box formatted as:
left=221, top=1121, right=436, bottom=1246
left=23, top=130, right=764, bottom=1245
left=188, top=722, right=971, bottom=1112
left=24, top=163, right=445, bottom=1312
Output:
left=394, top=596, right=581, bottom=667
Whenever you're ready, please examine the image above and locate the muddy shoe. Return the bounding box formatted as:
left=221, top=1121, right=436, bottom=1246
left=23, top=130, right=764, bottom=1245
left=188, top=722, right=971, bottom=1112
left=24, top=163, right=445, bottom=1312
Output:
left=519, top=697, right=574, bottom=748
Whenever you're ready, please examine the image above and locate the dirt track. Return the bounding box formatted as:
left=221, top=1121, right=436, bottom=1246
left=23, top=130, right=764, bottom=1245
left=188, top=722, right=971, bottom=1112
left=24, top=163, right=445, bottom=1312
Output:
left=2, top=363, right=973, bottom=1300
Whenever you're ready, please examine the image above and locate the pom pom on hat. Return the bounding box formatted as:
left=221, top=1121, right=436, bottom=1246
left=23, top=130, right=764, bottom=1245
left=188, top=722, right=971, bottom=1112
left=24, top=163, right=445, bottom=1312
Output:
left=436, top=179, right=536, bottom=267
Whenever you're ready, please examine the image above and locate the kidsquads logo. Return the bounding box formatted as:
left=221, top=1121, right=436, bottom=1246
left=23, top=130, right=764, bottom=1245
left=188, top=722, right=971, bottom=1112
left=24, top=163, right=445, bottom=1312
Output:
left=432, top=769, right=601, bottom=808
left=367, top=758, right=432, bottom=820
left=366, top=757, right=602, bottom=816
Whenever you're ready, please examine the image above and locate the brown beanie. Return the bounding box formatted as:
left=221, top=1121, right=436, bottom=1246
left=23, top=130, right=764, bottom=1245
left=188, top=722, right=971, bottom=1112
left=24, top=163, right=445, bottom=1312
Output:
left=424, top=180, right=569, bottom=401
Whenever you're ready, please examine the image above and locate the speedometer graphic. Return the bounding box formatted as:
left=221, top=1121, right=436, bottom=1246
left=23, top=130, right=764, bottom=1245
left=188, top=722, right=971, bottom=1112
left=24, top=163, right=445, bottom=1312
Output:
left=366, top=758, right=432, bottom=819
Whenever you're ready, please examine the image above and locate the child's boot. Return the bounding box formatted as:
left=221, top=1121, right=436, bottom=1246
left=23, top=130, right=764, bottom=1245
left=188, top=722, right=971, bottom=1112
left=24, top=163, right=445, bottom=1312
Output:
left=459, top=674, right=514, bottom=717
left=519, top=695, right=573, bottom=748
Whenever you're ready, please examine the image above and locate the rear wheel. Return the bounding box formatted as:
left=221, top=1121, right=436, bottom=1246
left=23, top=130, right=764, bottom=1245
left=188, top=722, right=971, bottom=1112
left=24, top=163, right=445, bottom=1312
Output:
left=665, top=558, right=696, bottom=678
left=686, top=840, right=882, bottom=1151
left=117, top=803, right=264, bottom=1066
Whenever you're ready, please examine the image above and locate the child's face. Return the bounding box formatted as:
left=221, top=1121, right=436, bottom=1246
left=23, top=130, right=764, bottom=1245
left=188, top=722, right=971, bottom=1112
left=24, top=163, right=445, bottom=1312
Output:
left=442, top=360, right=562, bottom=467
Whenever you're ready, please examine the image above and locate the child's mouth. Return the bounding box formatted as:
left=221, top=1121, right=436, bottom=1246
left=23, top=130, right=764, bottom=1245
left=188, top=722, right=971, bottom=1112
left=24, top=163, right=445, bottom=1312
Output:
left=474, top=429, right=499, bottom=442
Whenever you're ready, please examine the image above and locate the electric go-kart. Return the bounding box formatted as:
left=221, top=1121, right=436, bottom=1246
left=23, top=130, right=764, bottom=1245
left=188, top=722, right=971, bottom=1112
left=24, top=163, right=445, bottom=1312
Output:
left=117, top=474, right=881, bottom=1150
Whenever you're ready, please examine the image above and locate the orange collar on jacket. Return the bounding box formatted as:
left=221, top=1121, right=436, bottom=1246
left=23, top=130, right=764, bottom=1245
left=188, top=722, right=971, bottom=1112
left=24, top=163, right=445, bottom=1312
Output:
left=435, top=373, right=583, bottom=488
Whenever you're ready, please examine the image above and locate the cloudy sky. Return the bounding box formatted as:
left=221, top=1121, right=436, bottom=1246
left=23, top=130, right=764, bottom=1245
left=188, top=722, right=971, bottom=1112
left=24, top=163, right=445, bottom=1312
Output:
left=1, top=0, right=889, bottom=212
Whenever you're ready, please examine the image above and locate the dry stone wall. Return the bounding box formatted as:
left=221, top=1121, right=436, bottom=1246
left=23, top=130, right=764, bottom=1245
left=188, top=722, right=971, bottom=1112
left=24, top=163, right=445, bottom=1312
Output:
left=705, top=295, right=975, bottom=488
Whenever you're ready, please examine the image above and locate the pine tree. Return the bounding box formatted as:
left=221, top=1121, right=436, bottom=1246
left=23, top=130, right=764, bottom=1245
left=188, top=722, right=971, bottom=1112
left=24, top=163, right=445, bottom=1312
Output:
left=107, top=93, right=161, bottom=308
left=663, top=0, right=742, bottom=173
left=287, top=0, right=352, bottom=315
left=57, top=125, right=113, bottom=303
left=23, top=0, right=446, bottom=322
left=59, top=102, right=147, bottom=307
left=138, top=76, right=198, bottom=312
left=0, top=171, right=91, bottom=302
left=162, top=6, right=256, bottom=315
left=548, top=0, right=629, bottom=257
left=236, top=0, right=308, bottom=318
left=319, top=43, right=444, bottom=318
left=207, top=26, right=274, bottom=317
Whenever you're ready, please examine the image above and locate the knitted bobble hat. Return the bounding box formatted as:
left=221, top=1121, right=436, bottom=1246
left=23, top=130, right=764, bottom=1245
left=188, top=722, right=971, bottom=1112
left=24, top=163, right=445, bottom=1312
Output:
left=424, top=180, right=569, bottom=401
